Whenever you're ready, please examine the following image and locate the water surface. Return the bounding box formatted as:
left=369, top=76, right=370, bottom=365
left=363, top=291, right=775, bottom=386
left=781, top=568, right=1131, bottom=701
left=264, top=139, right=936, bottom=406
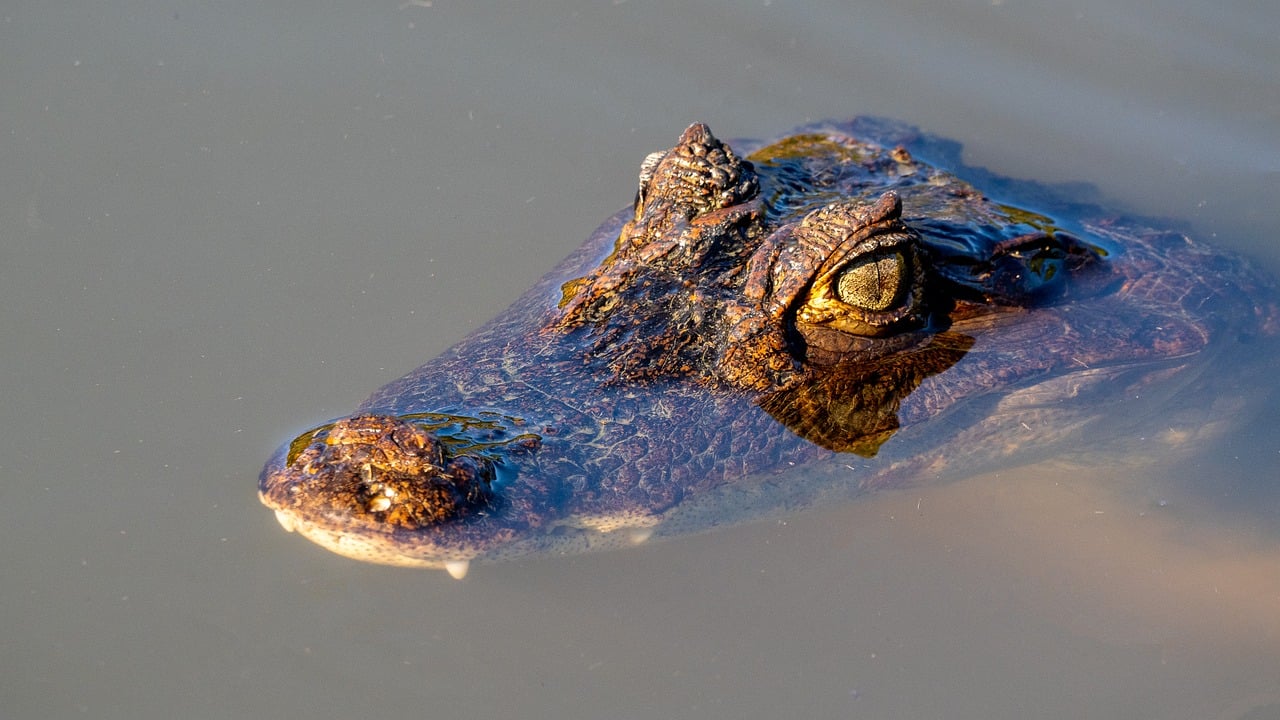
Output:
left=2, top=1, right=1278, bottom=718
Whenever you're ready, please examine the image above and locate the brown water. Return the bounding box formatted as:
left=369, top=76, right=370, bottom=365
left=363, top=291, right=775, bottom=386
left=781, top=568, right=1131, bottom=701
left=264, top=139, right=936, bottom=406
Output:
left=2, top=1, right=1278, bottom=718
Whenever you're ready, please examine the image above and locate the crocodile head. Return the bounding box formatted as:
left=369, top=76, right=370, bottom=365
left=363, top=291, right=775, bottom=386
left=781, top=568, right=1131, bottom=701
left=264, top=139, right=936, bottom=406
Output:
left=259, top=120, right=1276, bottom=577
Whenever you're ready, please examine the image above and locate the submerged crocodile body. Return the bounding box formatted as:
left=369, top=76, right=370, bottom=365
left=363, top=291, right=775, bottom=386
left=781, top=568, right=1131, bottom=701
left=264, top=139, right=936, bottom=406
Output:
left=259, top=118, right=1277, bottom=577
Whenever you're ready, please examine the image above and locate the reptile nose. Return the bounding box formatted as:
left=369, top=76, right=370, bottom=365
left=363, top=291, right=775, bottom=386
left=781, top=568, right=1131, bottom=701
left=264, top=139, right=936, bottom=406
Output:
left=265, top=414, right=496, bottom=530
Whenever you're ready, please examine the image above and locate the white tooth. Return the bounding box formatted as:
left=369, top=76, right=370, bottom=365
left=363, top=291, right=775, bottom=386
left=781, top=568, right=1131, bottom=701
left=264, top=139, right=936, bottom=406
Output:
left=273, top=510, right=297, bottom=533
left=444, top=560, right=470, bottom=580
left=628, top=528, right=654, bottom=544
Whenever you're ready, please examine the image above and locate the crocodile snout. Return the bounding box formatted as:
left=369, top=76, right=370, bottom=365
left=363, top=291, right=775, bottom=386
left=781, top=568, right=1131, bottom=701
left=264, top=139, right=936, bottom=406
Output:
left=261, top=414, right=496, bottom=532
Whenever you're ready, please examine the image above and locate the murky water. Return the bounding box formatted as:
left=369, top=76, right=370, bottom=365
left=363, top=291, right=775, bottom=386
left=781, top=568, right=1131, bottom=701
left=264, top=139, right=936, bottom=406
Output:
left=2, top=1, right=1278, bottom=718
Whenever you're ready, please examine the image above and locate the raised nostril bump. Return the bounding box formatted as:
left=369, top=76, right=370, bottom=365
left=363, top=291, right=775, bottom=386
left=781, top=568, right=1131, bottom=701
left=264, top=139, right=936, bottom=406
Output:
left=282, top=414, right=496, bottom=529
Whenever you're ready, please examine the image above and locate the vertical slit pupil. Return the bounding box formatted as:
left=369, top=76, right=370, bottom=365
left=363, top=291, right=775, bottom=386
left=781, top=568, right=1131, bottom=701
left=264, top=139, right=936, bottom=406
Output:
left=837, top=252, right=904, bottom=311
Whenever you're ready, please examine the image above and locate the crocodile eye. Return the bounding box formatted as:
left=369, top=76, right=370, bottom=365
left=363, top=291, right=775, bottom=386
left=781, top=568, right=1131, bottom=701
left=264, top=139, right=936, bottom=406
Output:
left=835, top=251, right=906, bottom=312
left=788, top=194, right=928, bottom=338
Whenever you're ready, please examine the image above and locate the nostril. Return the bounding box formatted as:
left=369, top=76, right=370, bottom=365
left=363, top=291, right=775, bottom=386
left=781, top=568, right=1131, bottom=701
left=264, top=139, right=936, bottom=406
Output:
left=324, top=414, right=445, bottom=470
left=279, top=414, right=496, bottom=528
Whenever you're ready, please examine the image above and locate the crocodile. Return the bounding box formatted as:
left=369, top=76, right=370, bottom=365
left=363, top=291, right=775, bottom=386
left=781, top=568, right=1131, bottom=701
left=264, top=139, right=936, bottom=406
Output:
left=259, top=118, right=1278, bottom=578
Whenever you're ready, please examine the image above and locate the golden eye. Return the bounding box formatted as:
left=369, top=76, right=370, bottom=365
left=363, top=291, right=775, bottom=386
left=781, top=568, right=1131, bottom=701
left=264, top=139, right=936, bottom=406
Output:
left=835, top=251, right=906, bottom=312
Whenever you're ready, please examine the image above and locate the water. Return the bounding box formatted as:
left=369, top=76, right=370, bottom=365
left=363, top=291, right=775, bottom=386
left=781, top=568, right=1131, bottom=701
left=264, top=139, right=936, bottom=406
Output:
left=2, top=1, right=1278, bottom=718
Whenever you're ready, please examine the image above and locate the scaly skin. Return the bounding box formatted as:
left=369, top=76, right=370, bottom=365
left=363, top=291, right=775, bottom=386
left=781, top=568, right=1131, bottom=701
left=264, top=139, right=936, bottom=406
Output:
left=259, top=119, right=1278, bottom=577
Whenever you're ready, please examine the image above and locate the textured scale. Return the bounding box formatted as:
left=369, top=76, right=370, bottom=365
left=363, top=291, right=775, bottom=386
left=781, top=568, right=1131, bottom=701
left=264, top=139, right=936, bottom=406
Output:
left=259, top=118, right=1278, bottom=575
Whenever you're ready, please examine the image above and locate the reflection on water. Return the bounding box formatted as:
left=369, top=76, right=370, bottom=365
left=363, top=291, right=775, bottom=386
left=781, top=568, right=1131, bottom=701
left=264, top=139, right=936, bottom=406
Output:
left=804, top=456, right=1280, bottom=719
left=892, top=465, right=1280, bottom=649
